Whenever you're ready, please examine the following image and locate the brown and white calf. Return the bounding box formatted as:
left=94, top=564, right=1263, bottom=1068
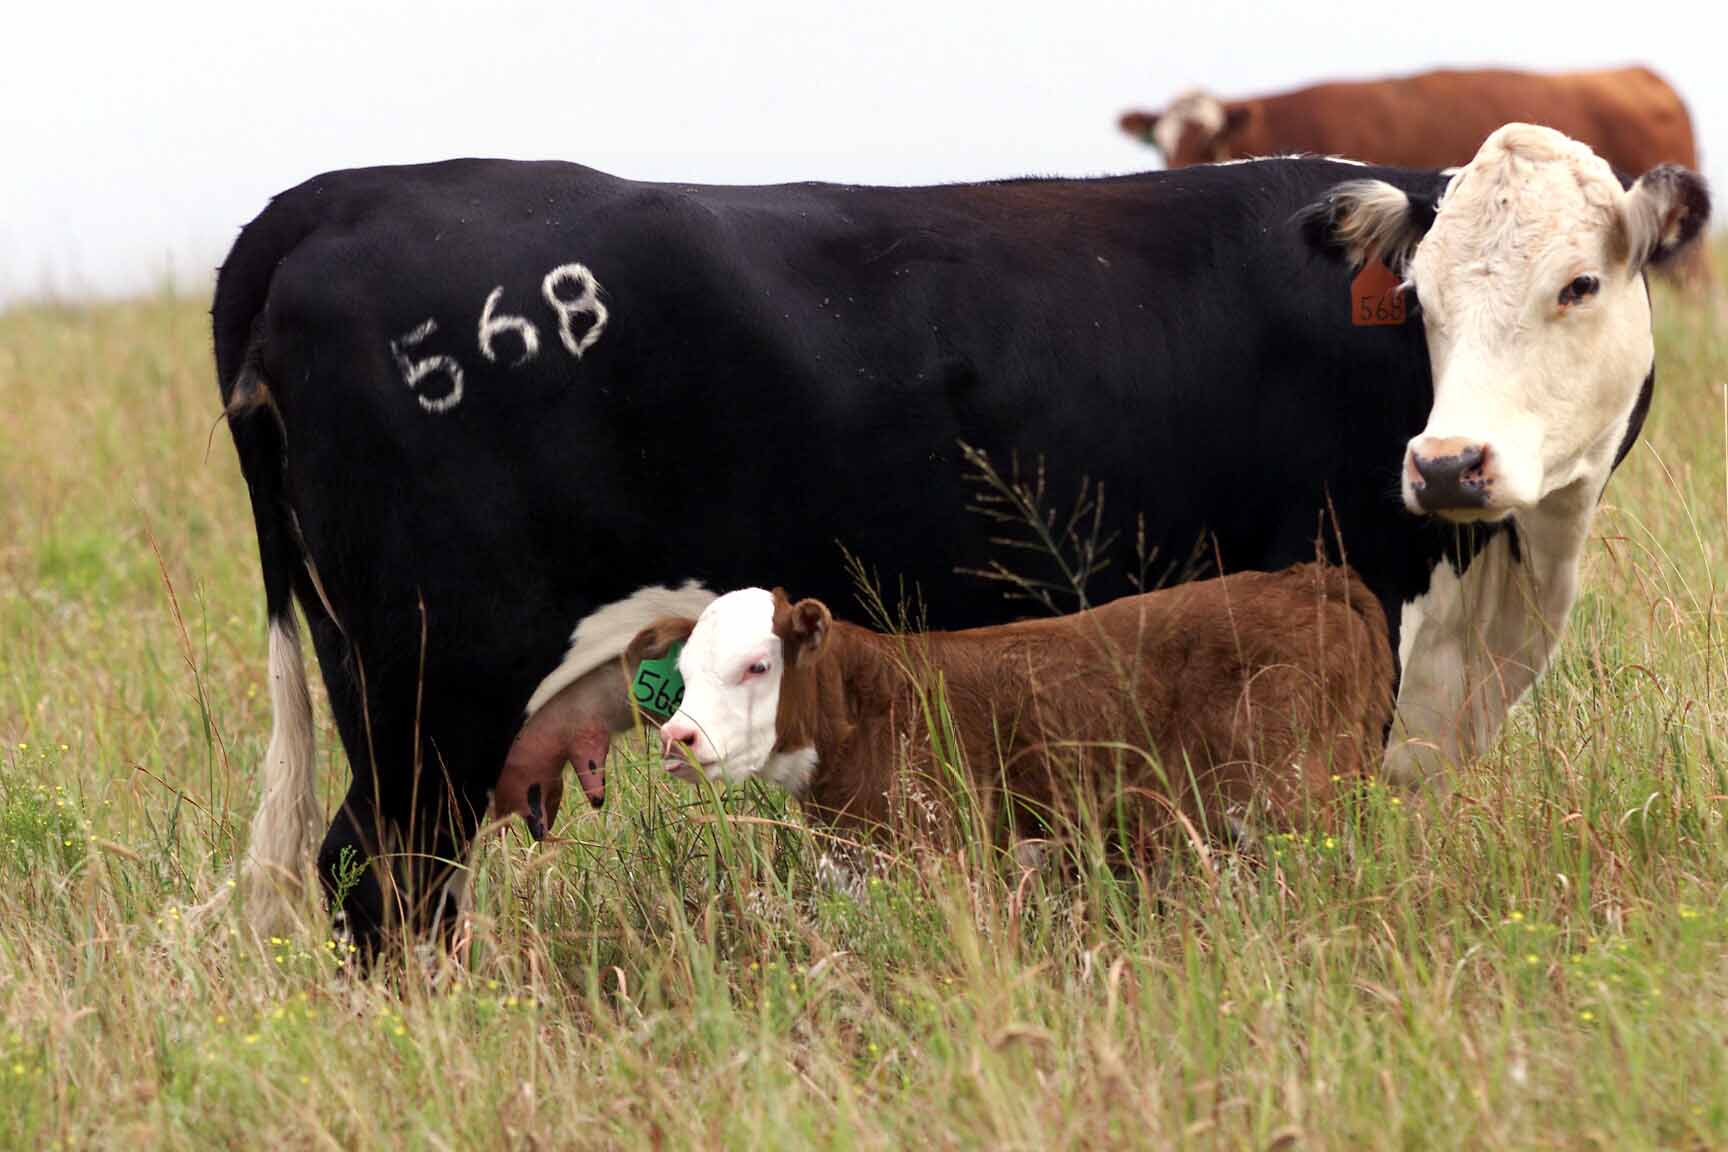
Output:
left=628, top=564, right=1394, bottom=852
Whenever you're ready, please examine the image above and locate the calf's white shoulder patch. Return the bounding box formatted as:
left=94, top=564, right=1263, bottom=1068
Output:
left=761, top=746, right=819, bottom=797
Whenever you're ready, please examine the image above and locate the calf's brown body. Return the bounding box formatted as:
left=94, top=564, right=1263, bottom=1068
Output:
left=645, top=564, right=1395, bottom=853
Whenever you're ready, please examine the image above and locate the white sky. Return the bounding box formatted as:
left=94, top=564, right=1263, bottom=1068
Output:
left=2, top=0, right=1720, bottom=304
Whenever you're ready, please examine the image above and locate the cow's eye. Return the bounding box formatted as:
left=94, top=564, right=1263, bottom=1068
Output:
left=746, top=660, right=770, bottom=676
left=1558, top=275, right=1600, bottom=307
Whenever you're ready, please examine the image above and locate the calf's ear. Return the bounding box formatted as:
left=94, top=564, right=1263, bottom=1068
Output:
left=773, top=594, right=832, bottom=667
left=1300, top=180, right=1439, bottom=274
left=1621, top=165, right=1710, bottom=270
left=625, top=617, right=696, bottom=668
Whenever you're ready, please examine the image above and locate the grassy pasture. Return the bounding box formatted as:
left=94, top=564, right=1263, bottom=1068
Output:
left=1, top=266, right=1726, bottom=1150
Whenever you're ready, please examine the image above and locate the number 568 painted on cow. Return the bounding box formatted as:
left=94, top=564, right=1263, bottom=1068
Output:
left=390, top=261, right=609, bottom=414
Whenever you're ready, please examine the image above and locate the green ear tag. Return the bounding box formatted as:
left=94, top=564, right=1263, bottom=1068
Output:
left=631, top=643, right=686, bottom=720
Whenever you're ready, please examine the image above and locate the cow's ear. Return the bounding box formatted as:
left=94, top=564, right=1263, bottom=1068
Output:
left=1118, top=109, right=1161, bottom=148
left=625, top=617, right=695, bottom=668
left=782, top=598, right=832, bottom=667
left=1301, top=180, right=1438, bottom=274
left=1621, top=165, right=1710, bottom=270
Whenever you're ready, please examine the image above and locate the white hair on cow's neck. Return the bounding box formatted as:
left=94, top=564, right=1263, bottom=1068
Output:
left=1154, top=89, right=1223, bottom=159
left=1214, top=154, right=1369, bottom=167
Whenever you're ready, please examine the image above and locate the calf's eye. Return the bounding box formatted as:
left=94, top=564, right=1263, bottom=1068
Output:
left=747, top=660, right=770, bottom=676
left=1558, top=275, right=1600, bottom=307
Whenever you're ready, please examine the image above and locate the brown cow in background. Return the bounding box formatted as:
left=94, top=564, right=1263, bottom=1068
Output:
left=1120, top=66, right=1695, bottom=175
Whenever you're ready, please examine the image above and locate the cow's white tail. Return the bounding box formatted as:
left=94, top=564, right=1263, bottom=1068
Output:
left=237, top=616, right=322, bottom=933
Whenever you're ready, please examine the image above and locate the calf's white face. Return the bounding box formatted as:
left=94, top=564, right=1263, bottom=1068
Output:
left=657, top=588, right=787, bottom=784
left=1319, top=123, right=1707, bottom=522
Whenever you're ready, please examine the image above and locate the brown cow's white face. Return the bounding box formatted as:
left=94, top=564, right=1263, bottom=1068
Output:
left=1318, top=124, right=1708, bottom=523
left=1150, top=90, right=1226, bottom=164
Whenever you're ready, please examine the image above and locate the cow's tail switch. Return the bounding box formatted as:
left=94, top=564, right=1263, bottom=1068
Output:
left=232, top=343, right=324, bottom=936
left=238, top=610, right=321, bottom=934
left=205, top=293, right=327, bottom=936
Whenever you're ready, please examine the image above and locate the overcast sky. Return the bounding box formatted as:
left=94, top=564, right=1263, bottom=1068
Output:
left=2, top=0, right=1720, bottom=305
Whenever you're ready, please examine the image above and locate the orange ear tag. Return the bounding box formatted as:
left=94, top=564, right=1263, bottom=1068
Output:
left=1351, top=260, right=1407, bottom=326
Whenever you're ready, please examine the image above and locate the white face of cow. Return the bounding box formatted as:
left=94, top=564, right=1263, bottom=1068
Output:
left=1317, top=124, right=1707, bottom=523
left=656, top=588, right=787, bottom=784
left=1151, top=90, right=1226, bottom=162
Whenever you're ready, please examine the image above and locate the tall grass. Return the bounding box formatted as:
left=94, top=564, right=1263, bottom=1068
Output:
left=1, top=265, right=1725, bottom=1148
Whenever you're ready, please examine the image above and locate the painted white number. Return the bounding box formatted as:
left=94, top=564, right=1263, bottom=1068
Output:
left=478, top=286, right=541, bottom=367
left=542, top=262, right=608, bottom=359
left=392, top=262, right=607, bottom=416
left=391, top=319, right=465, bottom=414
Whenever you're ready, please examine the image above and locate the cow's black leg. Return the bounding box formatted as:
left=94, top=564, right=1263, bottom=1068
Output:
left=318, top=779, right=388, bottom=959
left=392, top=767, right=490, bottom=950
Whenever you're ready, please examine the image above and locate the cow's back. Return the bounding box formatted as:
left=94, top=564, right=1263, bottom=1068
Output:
left=1249, top=67, right=1696, bottom=174
left=227, top=157, right=1439, bottom=651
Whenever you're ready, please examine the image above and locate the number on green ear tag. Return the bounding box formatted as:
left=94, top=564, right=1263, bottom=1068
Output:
left=631, top=642, right=686, bottom=720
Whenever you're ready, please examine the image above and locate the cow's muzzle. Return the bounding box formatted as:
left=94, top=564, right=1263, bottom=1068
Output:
left=1407, top=437, right=1491, bottom=514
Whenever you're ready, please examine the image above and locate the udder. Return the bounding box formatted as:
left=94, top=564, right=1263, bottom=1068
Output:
left=495, top=662, right=636, bottom=839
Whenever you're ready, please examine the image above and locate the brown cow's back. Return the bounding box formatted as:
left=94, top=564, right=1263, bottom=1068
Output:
left=1239, top=67, right=1695, bottom=174
left=1128, top=67, right=1697, bottom=176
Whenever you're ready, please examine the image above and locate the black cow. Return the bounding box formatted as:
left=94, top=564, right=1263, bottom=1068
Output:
left=212, top=122, right=1705, bottom=951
